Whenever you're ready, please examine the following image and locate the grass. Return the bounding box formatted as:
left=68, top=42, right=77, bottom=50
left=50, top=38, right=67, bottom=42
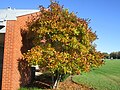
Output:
left=72, top=60, right=120, bottom=90
left=19, top=87, right=42, bottom=90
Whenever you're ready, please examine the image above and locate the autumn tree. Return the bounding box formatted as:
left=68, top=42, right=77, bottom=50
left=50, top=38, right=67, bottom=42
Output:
left=23, top=1, right=104, bottom=88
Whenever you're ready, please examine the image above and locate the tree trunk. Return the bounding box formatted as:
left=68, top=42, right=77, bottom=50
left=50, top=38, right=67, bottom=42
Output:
left=53, top=73, right=61, bottom=89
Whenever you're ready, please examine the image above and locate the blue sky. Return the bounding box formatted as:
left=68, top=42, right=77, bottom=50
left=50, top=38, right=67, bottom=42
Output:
left=1, top=0, right=120, bottom=53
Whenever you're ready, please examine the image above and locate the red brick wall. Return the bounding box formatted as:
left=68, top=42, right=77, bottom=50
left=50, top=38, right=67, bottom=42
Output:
left=2, top=12, right=39, bottom=90
left=2, top=20, right=16, bottom=90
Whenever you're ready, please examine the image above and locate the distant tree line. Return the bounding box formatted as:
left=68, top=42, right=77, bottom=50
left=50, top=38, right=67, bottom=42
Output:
left=102, top=51, right=120, bottom=59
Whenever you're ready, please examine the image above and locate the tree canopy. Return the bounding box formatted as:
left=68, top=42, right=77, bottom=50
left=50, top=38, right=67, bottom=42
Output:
left=23, top=2, right=104, bottom=75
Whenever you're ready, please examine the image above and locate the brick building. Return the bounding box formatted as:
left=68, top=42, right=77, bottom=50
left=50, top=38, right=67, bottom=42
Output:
left=0, top=8, right=39, bottom=90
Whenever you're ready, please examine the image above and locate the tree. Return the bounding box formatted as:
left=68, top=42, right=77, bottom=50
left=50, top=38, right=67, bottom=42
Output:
left=117, top=51, right=120, bottom=59
left=110, top=52, right=117, bottom=59
left=110, top=51, right=120, bottom=59
left=23, top=1, right=104, bottom=88
left=102, top=52, right=109, bottom=59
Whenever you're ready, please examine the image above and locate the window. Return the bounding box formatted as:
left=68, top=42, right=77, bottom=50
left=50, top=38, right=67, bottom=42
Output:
left=0, top=25, right=5, bottom=30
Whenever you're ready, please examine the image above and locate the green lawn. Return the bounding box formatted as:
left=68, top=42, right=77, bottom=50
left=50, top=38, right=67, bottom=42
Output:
left=72, top=60, right=120, bottom=90
left=19, top=87, right=41, bottom=90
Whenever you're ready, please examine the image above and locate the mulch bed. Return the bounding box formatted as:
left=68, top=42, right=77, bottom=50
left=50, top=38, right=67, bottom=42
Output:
left=57, top=76, right=94, bottom=90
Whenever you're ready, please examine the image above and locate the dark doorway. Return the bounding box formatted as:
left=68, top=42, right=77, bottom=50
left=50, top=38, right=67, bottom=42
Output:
left=0, top=46, right=3, bottom=79
left=0, top=33, right=4, bottom=89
